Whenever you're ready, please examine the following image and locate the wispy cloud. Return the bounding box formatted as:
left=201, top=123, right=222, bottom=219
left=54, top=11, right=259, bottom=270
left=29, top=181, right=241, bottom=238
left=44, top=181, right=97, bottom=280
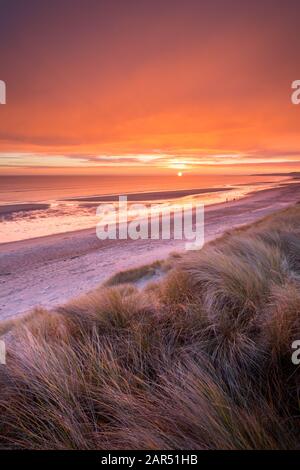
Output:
left=1, top=148, right=300, bottom=171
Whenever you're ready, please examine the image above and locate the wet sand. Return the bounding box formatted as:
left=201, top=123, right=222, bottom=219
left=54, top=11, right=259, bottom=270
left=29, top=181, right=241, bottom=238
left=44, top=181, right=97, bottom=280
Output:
left=1, top=182, right=300, bottom=319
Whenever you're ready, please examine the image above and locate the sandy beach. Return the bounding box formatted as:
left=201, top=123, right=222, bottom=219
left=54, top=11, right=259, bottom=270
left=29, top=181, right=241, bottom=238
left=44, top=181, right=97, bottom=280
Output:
left=1, top=181, right=300, bottom=319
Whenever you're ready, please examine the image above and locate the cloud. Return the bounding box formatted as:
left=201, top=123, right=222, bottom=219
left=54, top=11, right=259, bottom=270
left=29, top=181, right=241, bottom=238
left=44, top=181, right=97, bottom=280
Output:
left=2, top=147, right=300, bottom=171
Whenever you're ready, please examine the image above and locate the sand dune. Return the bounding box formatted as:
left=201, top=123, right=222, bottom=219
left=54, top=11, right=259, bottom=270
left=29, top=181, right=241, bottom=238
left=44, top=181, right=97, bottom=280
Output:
left=1, top=203, right=300, bottom=449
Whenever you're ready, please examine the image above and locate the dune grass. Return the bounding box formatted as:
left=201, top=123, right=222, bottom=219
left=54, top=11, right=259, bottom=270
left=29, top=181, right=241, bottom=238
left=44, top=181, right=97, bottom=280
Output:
left=104, top=254, right=180, bottom=287
left=104, top=260, right=164, bottom=287
left=0, top=205, right=300, bottom=449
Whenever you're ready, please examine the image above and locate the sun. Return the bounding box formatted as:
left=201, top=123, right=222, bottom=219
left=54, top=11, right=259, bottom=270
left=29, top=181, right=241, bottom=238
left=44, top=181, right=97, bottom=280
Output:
left=177, top=171, right=183, bottom=177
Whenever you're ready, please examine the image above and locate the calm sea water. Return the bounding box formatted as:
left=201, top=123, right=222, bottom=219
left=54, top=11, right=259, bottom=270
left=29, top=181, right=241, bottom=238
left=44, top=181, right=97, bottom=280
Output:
left=0, top=174, right=286, bottom=243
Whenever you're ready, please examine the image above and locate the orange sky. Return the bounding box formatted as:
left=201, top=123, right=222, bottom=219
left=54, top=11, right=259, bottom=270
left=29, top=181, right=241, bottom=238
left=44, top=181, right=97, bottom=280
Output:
left=0, top=0, right=299, bottom=175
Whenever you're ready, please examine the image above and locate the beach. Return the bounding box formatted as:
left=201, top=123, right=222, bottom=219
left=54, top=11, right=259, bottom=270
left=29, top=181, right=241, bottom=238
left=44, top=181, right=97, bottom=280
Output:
left=1, top=181, right=300, bottom=319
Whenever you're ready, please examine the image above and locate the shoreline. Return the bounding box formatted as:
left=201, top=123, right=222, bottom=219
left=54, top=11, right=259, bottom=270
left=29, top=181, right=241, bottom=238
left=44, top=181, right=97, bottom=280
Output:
left=1, top=181, right=300, bottom=319
left=0, top=182, right=257, bottom=244
left=0, top=203, right=50, bottom=215
left=0, top=181, right=282, bottom=249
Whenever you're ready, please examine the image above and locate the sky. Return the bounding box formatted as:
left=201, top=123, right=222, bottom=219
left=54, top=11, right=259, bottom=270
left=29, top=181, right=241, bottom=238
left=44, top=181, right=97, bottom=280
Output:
left=0, top=0, right=299, bottom=175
